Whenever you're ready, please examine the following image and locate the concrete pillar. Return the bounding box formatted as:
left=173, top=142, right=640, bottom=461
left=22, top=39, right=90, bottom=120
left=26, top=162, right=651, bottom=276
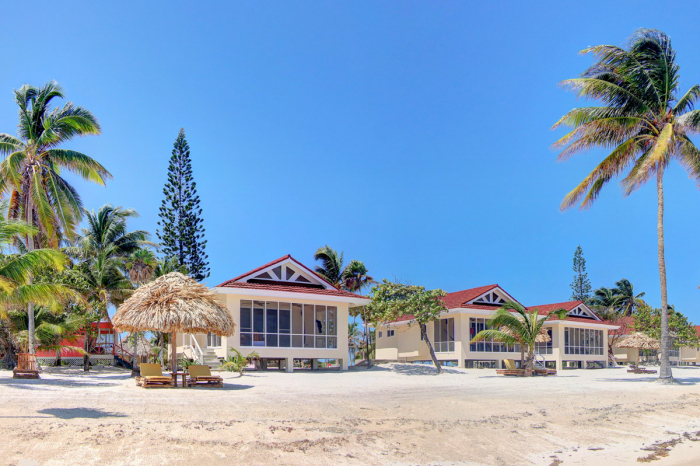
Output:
left=555, top=325, right=565, bottom=372
left=311, top=359, right=319, bottom=370
left=285, top=357, right=294, bottom=373
left=340, top=358, right=348, bottom=370
left=457, top=357, right=465, bottom=369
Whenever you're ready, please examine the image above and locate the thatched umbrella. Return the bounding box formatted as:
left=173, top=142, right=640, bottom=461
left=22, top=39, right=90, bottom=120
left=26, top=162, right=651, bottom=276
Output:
left=617, top=332, right=660, bottom=368
left=113, top=272, right=235, bottom=372
left=119, top=334, right=151, bottom=361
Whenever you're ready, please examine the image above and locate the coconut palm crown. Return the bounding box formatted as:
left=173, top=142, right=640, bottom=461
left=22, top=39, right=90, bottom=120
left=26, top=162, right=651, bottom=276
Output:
left=470, top=301, right=567, bottom=376
left=553, top=29, right=700, bottom=381
left=0, top=81, right=111, bottom=247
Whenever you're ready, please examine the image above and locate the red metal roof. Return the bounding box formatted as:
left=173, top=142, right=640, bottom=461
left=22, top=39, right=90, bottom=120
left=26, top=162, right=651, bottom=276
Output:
left=217, top=281, right=367, bottom=299
left=217, top=254, right=339, bottom=290
left=441, top=285, right=500, bottom=308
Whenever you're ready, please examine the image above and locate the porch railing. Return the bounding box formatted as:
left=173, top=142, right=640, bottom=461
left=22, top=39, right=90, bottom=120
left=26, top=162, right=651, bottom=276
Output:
left=184, top=334, right=204, bottom=364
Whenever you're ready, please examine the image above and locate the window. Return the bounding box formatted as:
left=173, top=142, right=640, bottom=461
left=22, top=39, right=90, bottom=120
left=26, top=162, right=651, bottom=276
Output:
left=434, top=318, right=455, bottom=352
left=387, top=329, right=395, bottom=337
left=207, top=332, right=222, bottom=347
left=378, top=331, right=383, bottom=338
left=564, top=328, right=603, bottom=355
left=469, top=318, right=520, bottom=353
left=535, top=328, right=553, bottom=355
left=240, top=300, right=337, bottom=349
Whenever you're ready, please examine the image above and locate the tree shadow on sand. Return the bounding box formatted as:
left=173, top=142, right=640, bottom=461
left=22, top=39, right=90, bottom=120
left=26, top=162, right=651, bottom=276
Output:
left=370, top=364, right=466, bottom=376
left=0, top=377, right=122, bottom=389
left=37, top=408, right=127, bottom=419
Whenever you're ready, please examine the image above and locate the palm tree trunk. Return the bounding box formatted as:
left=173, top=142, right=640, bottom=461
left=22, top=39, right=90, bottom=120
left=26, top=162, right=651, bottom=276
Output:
left=25, top=201, right=36, bottom=356
left=171, top=331, right=177, bottom=372
left=657, top=167, right=673, bottom=381
left=160, top=333, right=166, bottom=369
left=131, top=332, right=139, bottom=376
left=363, top=307, right=372, bottom=369
left=420, top=323, right=442, bottom=374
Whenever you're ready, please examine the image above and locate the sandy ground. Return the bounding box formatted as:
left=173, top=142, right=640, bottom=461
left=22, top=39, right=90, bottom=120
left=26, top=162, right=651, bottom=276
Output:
left=1, top=364, right=700, bottom=466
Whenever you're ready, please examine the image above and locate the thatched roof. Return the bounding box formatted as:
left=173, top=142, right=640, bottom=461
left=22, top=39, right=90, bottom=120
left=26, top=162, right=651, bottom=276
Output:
left=617, top=332, right=660, bottom=350
left=113, top=272, right=235, bottom=336
left=499, top=327, right=552, bottom=343
left=120, top=334, right=152, bottom=355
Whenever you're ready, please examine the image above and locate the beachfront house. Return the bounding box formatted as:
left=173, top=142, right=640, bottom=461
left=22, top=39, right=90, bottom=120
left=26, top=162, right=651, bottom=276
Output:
left=35, top=318, right=133, bottom=367
left=375, top=284, right=619, bottom=371
left=174, top=255, right=370, bottom=371
left=612, top=322, right=700, bottom=366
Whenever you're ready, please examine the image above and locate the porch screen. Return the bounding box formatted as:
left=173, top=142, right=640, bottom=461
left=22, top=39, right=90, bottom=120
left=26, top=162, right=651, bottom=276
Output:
left=534, top=328, right=553, bottom=355
left=564, top=328, right=603, bottom=355
left=433, top=318, right=455, bottom=353
left=469, top=318, right=520, bottom=353
left=240, top=300, right=338, bottom=349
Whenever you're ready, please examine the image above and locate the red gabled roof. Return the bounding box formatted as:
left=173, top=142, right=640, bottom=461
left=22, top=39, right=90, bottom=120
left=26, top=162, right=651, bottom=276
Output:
left=216, top=254, right=338, bottom=290
left=217, top=281, right=366, bottom=299
left=441, top=284, right=500, bottom=308
left=527, top=301, right=581, bottom=313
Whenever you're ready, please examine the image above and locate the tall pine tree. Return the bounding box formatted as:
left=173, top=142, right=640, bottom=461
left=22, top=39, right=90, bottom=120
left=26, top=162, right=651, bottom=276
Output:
left=157, top=128, right=210, bottom=281
left=570, top=245, right=591, bottom=303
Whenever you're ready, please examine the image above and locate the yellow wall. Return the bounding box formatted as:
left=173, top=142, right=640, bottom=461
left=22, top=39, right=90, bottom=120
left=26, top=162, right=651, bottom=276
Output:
left=377, top=312, right=612, bottom=370
left=175, top=292, right=351, bottom=369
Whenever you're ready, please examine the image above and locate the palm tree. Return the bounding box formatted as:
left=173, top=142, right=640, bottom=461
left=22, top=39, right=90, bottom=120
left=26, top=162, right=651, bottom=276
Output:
left=0, top=202, right=79, bottom=356
left=0, top=82, right=110, bottom=354
left=313, top=245, right=345, bottom=287
left=124, top=248, right=156, bottom=372
left=68, top=205, right=151, bottom=260
left=153, top=256, right=187, bottom=278
left=589, top=287, right=622, bottom=310
left=553, top=30, right=700, bottom=381
left=471, top=302, right=567, bottom=376
left=612, top=279, right=646, bottom=316
left=33, top=310, right=85, bottom=366
left=342, top=260, right=376, bottom=367
left=347, top=321, right=362, bottom=365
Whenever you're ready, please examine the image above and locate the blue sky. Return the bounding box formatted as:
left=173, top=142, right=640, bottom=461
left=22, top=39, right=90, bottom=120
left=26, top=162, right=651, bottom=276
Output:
left=2, top=2, right=700, bottom=320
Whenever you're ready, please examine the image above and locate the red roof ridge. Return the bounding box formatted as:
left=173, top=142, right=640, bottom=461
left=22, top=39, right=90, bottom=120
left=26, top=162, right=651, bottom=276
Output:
left=216, top=254, right=339, bottom=290
left=527, top=301, right=583, bottom=311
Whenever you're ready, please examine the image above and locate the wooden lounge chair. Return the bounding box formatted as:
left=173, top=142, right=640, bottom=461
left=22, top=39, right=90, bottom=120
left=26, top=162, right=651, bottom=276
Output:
left=627, top=364, right=657, bottom=374
left=135, top=363, right=175, bottom=388
left=187, top=365, right=223, bottom=388
left=496, top=359, right=525, bottom=376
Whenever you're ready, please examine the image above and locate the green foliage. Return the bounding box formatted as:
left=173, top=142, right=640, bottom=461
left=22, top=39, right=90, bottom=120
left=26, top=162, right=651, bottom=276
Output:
left=220, top=348, right=259, bottom=375
left=570, top=245, right=592, bottom=302
left=179, top=357, right=197, bottom=369
left=368, top=280, right=447, bottom=373
left=471, top=302, right=567, bottom=376
left=590, top=279, right=645, bottom=316
left=367, top=280, right=447, bottom=326
left=314, top=245, right=345, bottom=287
left=634, top=304, right=700, bottom=348
left=0, top=81, right=109, bottom=247
left=157, top=129, right=209, bottom=281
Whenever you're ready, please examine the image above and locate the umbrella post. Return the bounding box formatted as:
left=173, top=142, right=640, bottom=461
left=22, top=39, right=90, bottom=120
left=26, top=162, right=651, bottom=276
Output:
left=171, top=331, right=177, bottom=373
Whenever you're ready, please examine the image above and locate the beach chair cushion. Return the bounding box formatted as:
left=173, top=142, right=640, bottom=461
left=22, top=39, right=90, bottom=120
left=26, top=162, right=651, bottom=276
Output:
left=139, top=363, right=164, bottom=377
left=504, top=359, right=517, bottom=371
left=188, top=365, right=213, bottom=378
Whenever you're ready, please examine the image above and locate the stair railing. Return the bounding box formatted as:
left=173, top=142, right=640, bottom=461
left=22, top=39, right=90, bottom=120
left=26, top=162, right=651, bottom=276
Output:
left=185, top=334, right=204, bottom=365
left=533, top=351, right=546, bottom=369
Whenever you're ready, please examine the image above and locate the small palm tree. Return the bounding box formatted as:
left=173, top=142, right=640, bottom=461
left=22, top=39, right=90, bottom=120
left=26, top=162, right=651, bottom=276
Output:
left=589, top=287, right=622, bottom=310
left=313, top=245, right=345, bottom=287
left=342, top=260, right=376, bottom=366
left=34, top=311, right=85, bottom=366
left=347, top=322, right=362, bottom=365
left=153, top=256, right=187, bottom=278
left=612, top=279, right=645, bottom=316
left=471, top=302, right=567, bottom=376
left=554, top=29, right=700, bottom=382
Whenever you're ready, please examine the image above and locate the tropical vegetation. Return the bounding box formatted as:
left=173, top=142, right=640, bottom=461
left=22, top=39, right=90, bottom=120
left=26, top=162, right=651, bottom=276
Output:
left=470, top=302, right=567, bottom=376
left=554, top=29, right=700, bottom=382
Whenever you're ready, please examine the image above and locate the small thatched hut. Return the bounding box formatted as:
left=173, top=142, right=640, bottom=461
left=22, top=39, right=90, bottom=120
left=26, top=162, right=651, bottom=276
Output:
left=119, top=334, right=152, bottom=364
left=113, top=272, right=235, bottom=371
left=618, top=332, right=660, bottom=368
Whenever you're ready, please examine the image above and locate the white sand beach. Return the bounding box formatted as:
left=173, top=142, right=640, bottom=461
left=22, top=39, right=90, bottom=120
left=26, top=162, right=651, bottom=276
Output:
left=1, top=364, right=700, bottom=466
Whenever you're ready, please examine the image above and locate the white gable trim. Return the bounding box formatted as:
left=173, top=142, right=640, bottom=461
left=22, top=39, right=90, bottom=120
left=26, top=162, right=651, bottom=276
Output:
left=242, top=258, right=330, bottom=289
left=568, top=303, right=600, bottom=321
left=467, top=286, right=519, bottom=306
